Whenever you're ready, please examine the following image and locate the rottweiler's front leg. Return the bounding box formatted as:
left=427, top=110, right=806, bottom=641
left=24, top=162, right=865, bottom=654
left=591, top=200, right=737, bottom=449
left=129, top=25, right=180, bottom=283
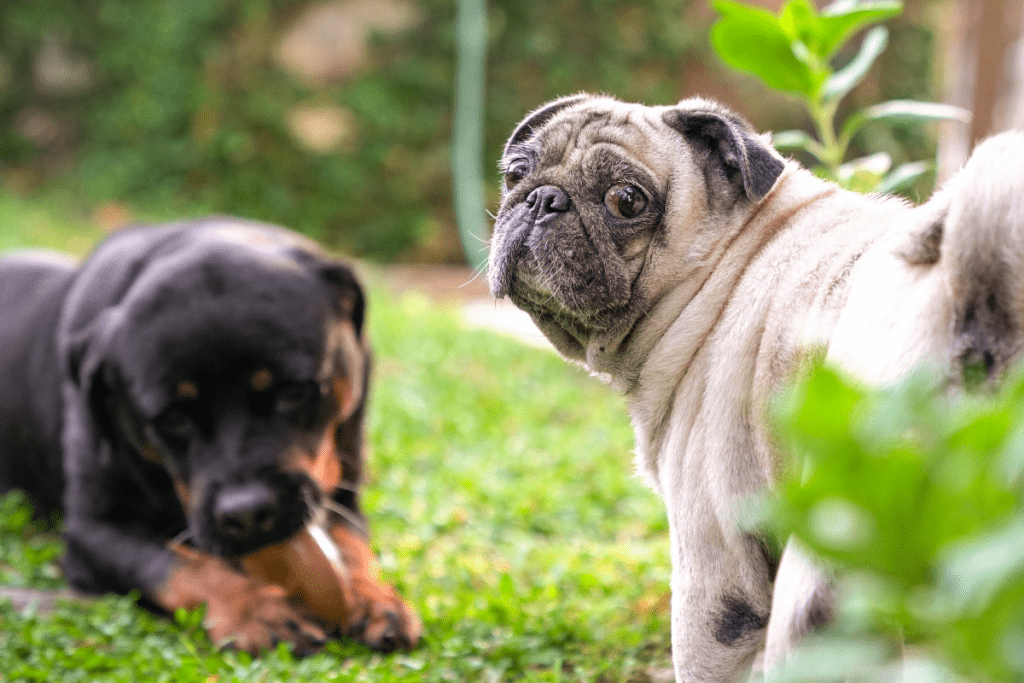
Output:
left=328, top=522, right=422, bottom=652
left=62, top=518, right=327, bottom=654
left=160, top=544, right=329, bottom=653
left=298, top=383, right=422, bottom=651
left=236, top=518, right=421, bottom=652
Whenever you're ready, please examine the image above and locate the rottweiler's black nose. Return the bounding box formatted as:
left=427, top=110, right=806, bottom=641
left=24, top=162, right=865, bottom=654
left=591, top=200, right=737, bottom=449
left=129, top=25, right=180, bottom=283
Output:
left=527, top=185, right=571, bottom=216
left=213, top=481, right=278, bottom=538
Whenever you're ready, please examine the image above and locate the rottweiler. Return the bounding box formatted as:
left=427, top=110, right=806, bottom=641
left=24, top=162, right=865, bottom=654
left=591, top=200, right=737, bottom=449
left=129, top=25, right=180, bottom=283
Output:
left=0, top=217, right=420, bottom=654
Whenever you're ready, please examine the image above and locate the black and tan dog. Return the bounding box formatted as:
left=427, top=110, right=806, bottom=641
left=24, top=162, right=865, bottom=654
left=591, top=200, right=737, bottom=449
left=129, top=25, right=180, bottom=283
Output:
left=0, top=217, right=420, bottom=654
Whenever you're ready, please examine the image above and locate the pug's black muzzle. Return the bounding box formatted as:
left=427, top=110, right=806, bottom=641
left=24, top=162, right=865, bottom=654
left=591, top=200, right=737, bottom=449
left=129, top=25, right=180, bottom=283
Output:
left=492, top=188, right=632, bottom=336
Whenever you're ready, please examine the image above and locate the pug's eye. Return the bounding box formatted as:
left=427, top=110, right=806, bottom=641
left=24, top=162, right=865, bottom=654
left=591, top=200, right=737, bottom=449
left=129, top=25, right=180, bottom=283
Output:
left=504, top=161, right=530, bottom=190
left=604, top=184, right=647, bottom=219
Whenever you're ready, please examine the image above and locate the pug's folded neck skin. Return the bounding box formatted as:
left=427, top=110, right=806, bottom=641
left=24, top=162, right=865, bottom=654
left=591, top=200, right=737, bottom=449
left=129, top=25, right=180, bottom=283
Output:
left=489, top=94, right=1009, bottom=682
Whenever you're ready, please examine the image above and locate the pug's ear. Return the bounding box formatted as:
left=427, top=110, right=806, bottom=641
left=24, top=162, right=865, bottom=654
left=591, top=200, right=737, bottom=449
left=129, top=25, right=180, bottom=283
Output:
left=503, top=94, right=592, bottom=157
left=663, top=104, right=784, bottom=202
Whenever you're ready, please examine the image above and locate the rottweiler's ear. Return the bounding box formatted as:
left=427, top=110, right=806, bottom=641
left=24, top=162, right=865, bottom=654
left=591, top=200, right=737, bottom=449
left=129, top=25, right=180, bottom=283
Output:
left=313, top=260, right=369, bottom=421
left=663, top=103, right=784, bottom=202
left=65, top=309, right=123, bottom=440
left=66, top=309, right=120, bottom=389
left=66, top=332, right=91, bottom=390
left=503, top=94, right=592, bottom=158
left=315, top=261, right=366, bottom=336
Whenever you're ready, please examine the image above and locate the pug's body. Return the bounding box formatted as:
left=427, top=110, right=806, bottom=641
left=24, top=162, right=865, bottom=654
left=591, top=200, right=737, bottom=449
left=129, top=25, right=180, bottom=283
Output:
left=489, top=94, right=1024, bottom=681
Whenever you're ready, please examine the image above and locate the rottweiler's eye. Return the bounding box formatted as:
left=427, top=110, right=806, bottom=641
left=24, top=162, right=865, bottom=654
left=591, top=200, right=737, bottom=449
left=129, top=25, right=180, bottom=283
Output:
left=504, top=161, right=530, bottom=190
left=604, top=184, right=647, bottom=219
left=275, top=382, right=316, bottom=414
left=154, top=409, right=193, bottom=441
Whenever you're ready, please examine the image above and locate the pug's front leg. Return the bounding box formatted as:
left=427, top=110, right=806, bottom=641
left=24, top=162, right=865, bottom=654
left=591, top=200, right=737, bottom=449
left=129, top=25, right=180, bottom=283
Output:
left=668, top=502, right=771, bottom=682
left=763, top=539, right=834, bottom=670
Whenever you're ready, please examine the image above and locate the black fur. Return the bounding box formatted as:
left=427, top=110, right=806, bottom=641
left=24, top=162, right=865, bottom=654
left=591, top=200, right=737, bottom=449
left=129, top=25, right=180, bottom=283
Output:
left=803, top=591, right=834, bottom=632
left=663, top=108, right=784, bottom=204
left=503, top=94, right=590, bottom=158
left=714, top=593, right=769, bottom=646
left=955, top=271, right=1017, bottom=387
left=0, top=218, right=369, bottom=596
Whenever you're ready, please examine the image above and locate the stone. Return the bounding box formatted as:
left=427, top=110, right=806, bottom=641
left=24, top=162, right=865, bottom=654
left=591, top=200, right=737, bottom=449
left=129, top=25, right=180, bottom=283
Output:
left=285, top=104, right=359, bottom=154
left=274, top=0, right=419, bottom=86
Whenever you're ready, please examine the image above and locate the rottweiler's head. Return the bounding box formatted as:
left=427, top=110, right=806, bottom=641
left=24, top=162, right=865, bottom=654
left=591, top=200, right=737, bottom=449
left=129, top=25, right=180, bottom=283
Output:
left=67, top=226, right=367, bottom=557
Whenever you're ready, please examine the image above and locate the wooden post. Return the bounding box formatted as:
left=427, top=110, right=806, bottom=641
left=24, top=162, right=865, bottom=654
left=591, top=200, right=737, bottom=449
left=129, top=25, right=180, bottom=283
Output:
left=938, top=0, right=1024, bottom=179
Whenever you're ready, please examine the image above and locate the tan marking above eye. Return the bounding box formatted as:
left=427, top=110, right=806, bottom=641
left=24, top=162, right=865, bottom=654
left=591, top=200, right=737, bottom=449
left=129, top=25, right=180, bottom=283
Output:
left=172, top=478, right=192, bottom=510
left=251, top=368, right=274, bottom=392
left=329, top=319, right=364, bottom=419
left=176, top=381, right=199, bottom=400
left=142, top=444, right=164, bottom=463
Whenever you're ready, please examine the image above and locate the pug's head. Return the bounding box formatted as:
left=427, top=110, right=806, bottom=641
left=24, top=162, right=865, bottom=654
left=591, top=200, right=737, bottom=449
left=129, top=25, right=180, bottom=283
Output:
left=488, top=94, right=785, bottom=375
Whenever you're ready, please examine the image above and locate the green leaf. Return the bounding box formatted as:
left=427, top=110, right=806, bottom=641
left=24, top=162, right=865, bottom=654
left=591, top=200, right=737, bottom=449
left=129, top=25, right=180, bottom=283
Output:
left=712, top=0, right=778, bottom=22
left=937, top=513, right=1024, bottom=613
left=836, top=151, right=891, bottom=192
left=875, top=161, right=932, bottom=195
left=789, top=366, right=865, bottom=441
left=823, top=26, right=888, bottom=103
left=710, top=0, right=822, bottom=97
left=841, top=100, right=971, bottom=145
left=779, top=0, right=819, bottom=45
left=772, top=129, right=828, bottom=163
left=773, top=129, right=816, bottom=149
left=817, top=1, right=903, bottom=59
left=763, top=636, right=892, bottom=682
left=790, top=39, right=830, bottom=88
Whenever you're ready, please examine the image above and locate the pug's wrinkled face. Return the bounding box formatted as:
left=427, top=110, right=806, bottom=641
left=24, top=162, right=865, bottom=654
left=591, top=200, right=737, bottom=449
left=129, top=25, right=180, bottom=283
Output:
left=488, top=96, right=668, bottom=364
left=488, top=94, right=784, bottom=371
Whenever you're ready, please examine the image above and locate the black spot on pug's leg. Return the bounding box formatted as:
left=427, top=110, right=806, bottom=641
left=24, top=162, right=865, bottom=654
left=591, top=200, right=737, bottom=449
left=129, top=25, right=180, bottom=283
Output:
left=714, top=593, right=768, bottom=646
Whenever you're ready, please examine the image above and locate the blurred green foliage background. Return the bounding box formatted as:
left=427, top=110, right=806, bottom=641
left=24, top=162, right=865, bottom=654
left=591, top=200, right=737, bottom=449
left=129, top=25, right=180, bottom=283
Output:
left=0, top=0, right=943, bottom=262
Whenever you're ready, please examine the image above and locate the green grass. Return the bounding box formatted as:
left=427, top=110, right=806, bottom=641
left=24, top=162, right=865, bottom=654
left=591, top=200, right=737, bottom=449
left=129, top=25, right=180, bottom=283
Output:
left=0, top=198, right=672, bottom=682
left=0, top=191, right=104, bottom=254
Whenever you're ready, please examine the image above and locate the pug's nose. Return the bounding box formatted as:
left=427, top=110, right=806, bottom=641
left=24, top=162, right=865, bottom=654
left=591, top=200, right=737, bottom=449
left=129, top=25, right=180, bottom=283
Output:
left=213, top=481, right=278, bottom=538
left=527, top=185, right=571, bottom=215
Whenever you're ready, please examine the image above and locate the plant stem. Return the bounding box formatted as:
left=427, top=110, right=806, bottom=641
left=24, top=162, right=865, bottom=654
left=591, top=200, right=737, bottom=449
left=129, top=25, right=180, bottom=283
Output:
left=452, top=0, right=490, bottom=271
left=809, top=97, right=842, bottom=175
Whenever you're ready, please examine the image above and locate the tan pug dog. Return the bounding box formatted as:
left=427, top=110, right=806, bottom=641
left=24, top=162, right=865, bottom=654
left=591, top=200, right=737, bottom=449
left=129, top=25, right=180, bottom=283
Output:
left=488, top=93, right=1024, bottom=682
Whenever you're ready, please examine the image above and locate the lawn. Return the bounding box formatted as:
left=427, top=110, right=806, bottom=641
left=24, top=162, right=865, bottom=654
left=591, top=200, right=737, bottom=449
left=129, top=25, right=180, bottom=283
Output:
left=0, top=191, right=673, bottom=682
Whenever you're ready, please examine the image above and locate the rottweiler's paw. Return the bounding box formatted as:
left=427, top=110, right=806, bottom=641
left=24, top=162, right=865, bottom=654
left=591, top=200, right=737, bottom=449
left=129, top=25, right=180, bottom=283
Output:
left=327, top=524, right=422, bottom=651
left=205, top=582, right=328, bottom=656
left=347, top=590, right=422, bottom=652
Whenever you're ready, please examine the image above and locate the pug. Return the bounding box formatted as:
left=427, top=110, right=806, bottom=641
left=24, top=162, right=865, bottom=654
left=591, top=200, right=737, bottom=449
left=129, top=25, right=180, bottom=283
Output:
left=488, top=93, right=1024, bottom=682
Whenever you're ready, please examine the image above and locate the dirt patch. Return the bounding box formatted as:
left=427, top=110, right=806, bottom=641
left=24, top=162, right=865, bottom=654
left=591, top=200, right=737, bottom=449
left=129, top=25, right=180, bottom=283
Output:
left=379, top=265, right=552, bottom=350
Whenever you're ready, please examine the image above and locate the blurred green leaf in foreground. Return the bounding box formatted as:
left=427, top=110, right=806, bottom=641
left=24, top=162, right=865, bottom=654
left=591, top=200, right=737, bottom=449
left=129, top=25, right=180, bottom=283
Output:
left=767, top=363, right=1024, bottom=682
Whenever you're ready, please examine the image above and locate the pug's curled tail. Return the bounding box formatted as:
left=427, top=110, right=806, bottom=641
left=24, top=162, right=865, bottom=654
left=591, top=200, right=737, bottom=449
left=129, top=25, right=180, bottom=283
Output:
left=903, top=131, right=1024, bottom=386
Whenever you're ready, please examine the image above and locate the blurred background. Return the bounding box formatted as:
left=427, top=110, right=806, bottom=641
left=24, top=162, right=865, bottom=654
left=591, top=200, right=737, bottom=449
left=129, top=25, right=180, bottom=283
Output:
left=0, top=0, right=1020, bottom=264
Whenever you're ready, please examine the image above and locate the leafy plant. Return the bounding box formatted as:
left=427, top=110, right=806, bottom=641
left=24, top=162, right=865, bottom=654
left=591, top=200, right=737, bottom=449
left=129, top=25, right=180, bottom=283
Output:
left=766, top=364, right=1024, bottom=682
left=0, top=0, right=705, bottom=262
left=710, top=0, right=968, bottom=193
